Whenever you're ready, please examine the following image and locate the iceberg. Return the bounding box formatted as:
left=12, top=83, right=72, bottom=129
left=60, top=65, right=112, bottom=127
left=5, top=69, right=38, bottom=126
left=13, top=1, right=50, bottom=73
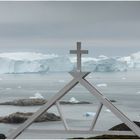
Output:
left=105, top=109, right=111, bottom=113
left=0, top=51, right=139, bottom=73
left=0, top=52, right=73, bottom=74
left=95, top=58, right=127, bottom=72
left=29, top=92, right=44, bottom=99
left=69, top=97, right=79, bottom=103
left=118, top=51, right=140, bottom=70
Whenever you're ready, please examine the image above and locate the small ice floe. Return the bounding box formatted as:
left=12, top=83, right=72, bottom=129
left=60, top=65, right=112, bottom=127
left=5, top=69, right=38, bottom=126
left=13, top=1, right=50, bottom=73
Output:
left=6, top=88, right=12, bottom=90
left=17, top=86, right=22, bottom=89
left=105, top=109, right=111, bottom=113
left=69, top=97, right=79, bottom=103
left=84, top=112, right=96, bottom=117
left=29, top=92, right=44, bottom=99
left=58, top=80, right=65, bottom=83
left=96, top=83, right=107, bottom=87
left=122, top=77, right=126, bottom=80
left=88, top=75, right=93, bottom=79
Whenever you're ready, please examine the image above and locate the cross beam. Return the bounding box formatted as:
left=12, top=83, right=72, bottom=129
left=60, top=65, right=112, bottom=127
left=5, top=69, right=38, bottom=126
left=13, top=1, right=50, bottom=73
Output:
left=8, top=71, right=140, bottom=138
left=7, top=72, right=89, bottom=139
left=70, top=42, right=88, bottom=72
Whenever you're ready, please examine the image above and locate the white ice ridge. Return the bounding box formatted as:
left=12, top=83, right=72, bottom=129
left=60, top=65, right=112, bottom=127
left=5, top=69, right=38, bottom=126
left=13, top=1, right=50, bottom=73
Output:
left=69, top=97, right=79, bottom=103
left=0, top=51, right=140, bottom=73
left=29, top=92, right=44, bottom=99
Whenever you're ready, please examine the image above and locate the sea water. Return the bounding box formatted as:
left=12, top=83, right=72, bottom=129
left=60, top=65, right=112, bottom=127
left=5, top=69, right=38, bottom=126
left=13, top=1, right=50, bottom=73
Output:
left=0, top=71, right=140, bottom=138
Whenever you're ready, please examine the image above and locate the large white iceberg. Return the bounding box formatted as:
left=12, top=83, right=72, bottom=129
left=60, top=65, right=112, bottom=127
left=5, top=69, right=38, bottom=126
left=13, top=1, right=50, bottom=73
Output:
left=118, top=51, right=140, bottom=70
left=0, top=52, right=73, bottom=74
left=0, top=51, right=139, bottom=73
left=95, top=58, right=127, bottom=72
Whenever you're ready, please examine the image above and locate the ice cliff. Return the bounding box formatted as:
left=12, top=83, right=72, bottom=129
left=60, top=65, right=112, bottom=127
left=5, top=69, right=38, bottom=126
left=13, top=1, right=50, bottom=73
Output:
left=0, top=52, right=139, bottom=73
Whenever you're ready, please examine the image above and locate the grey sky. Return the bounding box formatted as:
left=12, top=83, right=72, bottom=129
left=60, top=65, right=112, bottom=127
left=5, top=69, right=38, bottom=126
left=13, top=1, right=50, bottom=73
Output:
left=0, top=1, right=140, bottom=56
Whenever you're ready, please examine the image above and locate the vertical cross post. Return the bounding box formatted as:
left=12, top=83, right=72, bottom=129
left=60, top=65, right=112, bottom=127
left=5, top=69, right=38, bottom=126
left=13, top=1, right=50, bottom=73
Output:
left=70, top=42, right=88, bottom=72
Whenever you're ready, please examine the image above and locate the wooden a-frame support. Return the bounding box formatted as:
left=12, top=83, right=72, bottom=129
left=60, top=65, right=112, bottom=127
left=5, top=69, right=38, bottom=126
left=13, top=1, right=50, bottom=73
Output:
left=7, top=42, right=140, bottom=139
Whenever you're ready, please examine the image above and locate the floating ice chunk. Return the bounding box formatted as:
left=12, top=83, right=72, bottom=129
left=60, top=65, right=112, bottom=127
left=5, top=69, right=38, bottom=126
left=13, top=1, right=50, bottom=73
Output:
left=122, top=77, right=126, bottom=80
left=29, top=92, right=44, bottom=99
left=105, top=109, right=111, bottom=112
left=88, top=75, right=93, bottom=79
left=6, top=88, right=12, bottom=90
left=69, top=97, right=79, bottom=103
left=17, top=86, right=22, bottom=89
left=96, top=83, right=107, bottom=87
left=84, top=112, right=96, bottom=117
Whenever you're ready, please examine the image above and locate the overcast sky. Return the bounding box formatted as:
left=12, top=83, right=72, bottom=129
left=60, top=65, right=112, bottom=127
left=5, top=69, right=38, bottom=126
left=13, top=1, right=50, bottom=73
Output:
left=0, top=1, right=140, bottom=57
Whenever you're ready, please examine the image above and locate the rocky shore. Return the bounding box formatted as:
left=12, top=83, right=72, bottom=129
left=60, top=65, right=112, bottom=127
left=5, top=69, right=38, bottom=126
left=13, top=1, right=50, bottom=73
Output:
left=0, top=99, right=47, bottom=106
left=0, top=112, right=61, bottom=123
left=88, top=121, right=140, bottom=139
left=0, top=98, right=91, bottom=106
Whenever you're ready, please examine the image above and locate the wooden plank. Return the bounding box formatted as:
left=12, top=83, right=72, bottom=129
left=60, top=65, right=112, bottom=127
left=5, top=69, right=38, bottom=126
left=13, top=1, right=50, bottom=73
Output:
left=17, top=129, right=135, bottom=136
left=56, top=101, right=69, bottom=130
left=90, top=103, right=103, bottom=130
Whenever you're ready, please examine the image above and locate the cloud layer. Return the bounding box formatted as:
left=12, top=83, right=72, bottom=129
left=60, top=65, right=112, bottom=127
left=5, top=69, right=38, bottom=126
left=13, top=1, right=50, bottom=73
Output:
left=0, top=1, right=140, bottom=56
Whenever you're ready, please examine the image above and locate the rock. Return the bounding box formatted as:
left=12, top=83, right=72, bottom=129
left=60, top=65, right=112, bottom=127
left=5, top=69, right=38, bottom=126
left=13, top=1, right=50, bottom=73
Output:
left=0, top=99, right=47, bottom=106
left=110, top=99, right=117, bottom=103
left=0, top=112, right=61, bottom=124
left=88, top=121, right=140, bottom=139
left=0, top=134, right=6, bottom=139
left=91, top=135, right=140, bottom=139
left=0, top=98, right=91, bottom=106
left=109, top=121, right=140, bottom=131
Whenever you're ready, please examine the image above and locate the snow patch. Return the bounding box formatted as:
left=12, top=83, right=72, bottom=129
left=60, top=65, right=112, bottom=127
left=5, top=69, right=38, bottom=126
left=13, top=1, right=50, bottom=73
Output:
left=69, top=97, right=79, bottom=103
left=29, top=92, right=44, bottom=99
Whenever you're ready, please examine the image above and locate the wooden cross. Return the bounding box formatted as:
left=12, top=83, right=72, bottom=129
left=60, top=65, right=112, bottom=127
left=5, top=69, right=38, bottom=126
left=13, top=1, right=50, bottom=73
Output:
left=70, top=42, right=88, bottom=72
